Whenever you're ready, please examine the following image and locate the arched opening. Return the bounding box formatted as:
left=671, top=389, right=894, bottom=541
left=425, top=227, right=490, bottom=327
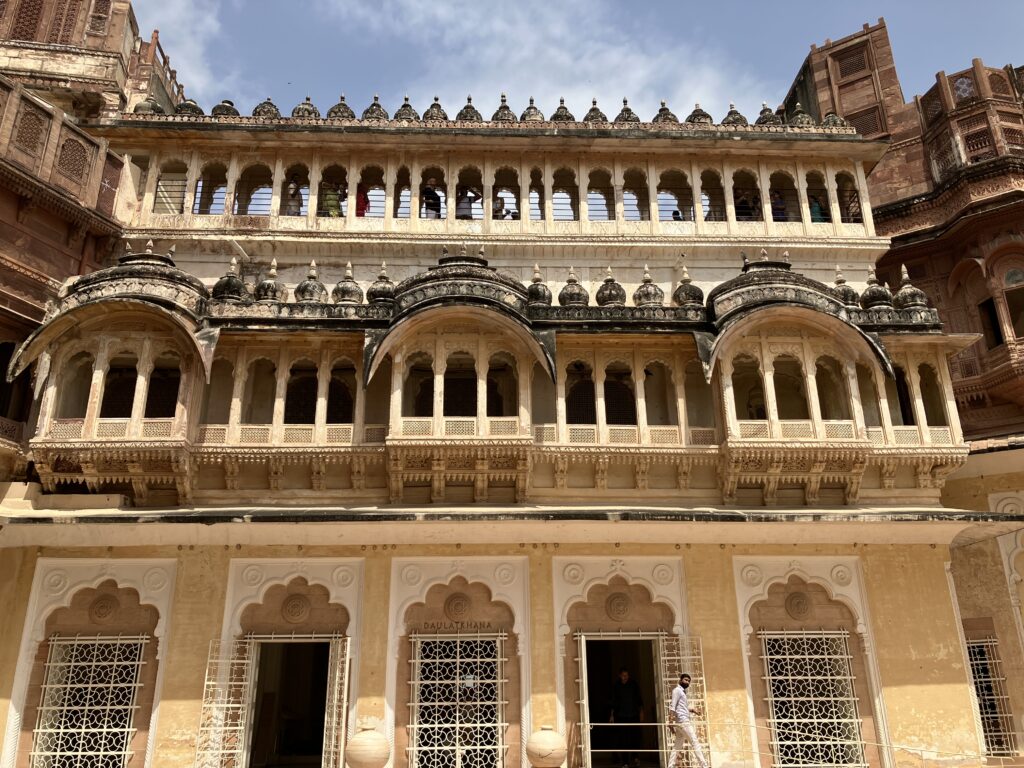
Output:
left=233, top=164, right=273, bottom=215
left=242, top=358, right=277, bottom=424
left=364, top=357, right=391, bottom=430
left=587, top=169, right=614, bottom=221
left=700, top=170, right=725, bottom=221
left=566, top=362, right=596, bottom=424
left=768, top=171, right=799, bottom=222
left=732, top=356, right=766, bottom=420
left=492, top=167, right=520, bottom=220
left=604, top=362, right=637, bottom=425
left=657, top=170, right=694, bottom=221
left=887, top=366, right=916, bottom=426
left=773, top=356, right=809, bottom=419
left=99, top=352, right=138, bottom=418
left=357, top=165, right=385, bottom=218
left=144, top=353, right=181, bottom=418
left=643, top=361, right=677, bottom=425
left=455, top=167, right=484, bottom=220
left=279, top=163, right=309, bottom=216
left=856, top=364, right=882, bottom=428
left=552, top=168, right=579, bottom=221
left=529, top=168, right=544, bottom=221
left=57, top=351, right=94, bottom=419
left=201, top=358, right=234, bottom=424
left=327, top=361, right=356, bottom=423
left=420, top=167, right=447, bottom=219
left=806, top=171, right=831, bottom=223
left=815, top=356, right=851, bottom=420
left=918, top=364, right=948, bottom=427
left=622, top=168, right=650, bottom=221
left=487, top=353, right=518, bottom=417
left=443, top=352, right=477, bottom=416
left=153, top=160, right=188, bottom=214
left=835, top=172, right=862, bottom=223
left=316, top=164, right=348, bottom=218
left=284, top=360, right=318, bottom=424
left=403, top=353, right=434, bottom=418
left=192, top=163, right=227, bottom=215
left=0, top=343, right=28, bottom=424
left=1005, top=267, right=1024, bottom=338
left=393, top=166, right=411, bottom=218
left=531, top=362, right=556, bottom=424
left=732, top=169, right=762, bottom=221
left=685, top=360, right=715, bottom=428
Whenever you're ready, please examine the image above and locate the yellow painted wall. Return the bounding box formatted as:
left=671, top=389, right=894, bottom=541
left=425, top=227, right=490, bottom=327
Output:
left=0, top=547, right=36, bottom=737
left=942, top=470, right=1024, bottom=511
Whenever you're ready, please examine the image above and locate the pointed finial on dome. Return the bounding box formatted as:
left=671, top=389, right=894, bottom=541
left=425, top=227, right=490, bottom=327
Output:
left=345, top=261, right=353, bottom=279
left=229, top=256, right=238, bottom=274
left=760, top=248, right=769, bottom=261
left=533, top=264, right=542, bottom=282
left=741, top=251, right=749, bottom=267
left=567, top=266, right=578, bottom=282
left=124, top=240, right=132, bottom=253
left=373, top=94, right=380, bottom=103
left=478, top=245, right=486, bottom=257
left=835, top=264, right=846, bottom=284
left=145, top=239, right=154, bottom=253
left=678, top=254, right=691, bottom=283
left=643, top=264, right=652, bottom=281
left=605, top=266, right=614, bottom=280
left=593, top=98, right=598, bottom=106
left=867, top=265, right=878, bottom=283
left=441, top=244, right=449, bottom=257
left=460, top=242, right=467, bottom=257
left=308, top=260, right=318, bottom=277
left=529, top=96, right=535, bottom=105
left=268, top=258, right=278, bottom=277
left=379, top=260, right=388, bottom=277
left=560, top=97, right=565, bottom=105
left=501, top=93, right=507, bottom=104
left=467, top=94, right=472, bottom=103
left=901, top=263, right=911, bottom=282
left=729, top=102, right=736, bottom=110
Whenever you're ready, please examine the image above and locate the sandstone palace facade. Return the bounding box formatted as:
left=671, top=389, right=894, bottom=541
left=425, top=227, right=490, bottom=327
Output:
left=0, top=5, right=1022, bottom=768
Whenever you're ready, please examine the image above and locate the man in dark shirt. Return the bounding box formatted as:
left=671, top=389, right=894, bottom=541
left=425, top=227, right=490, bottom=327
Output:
left=422, top=178, right=442, bottom=219
left=609, top=668, right=644, bottom=768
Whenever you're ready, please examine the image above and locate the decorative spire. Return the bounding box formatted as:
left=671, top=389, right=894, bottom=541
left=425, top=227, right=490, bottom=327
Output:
left=754, top=101, right=783, bottom=126
left=332, top=260, right=364, bottom=305
left=456, top=95, right=483, bottom=122
left=491, top=93, right=517, bottom=122
left=860, top=266, right=894, bottom=309
left=672, top=254, right=704, bottom=307
left=558, top=266, right=589, bottom=306
left=721, top=102, right=748, bottom=126
left=583, top=98, right=608, bottom=123
left=685, top=103, right=713, bottom=124
left=254, top=258, right=287, bottom=303
left=894, top=264, right=929, bottom=309
left=252, top=96, right=281, bottom=118
left=294, top=259, right=327, bottom=303
left=327, top=94, right=356, bottom=120
left=652, top=100, right=679, bottom=124
left=596, top=266, right=626, bottom=307
left=367, top=260, right=396, bottom=305
left=361, top=94, right=389, bottom=120
left=527, top=263, right=552, bottom=306
left=614, top=97, right=640, bottom=124
left=633, top=263, right=665, bottom=307
left=423, top=96, right=448, bottom=121
left=760, top=248, right=769, bottom=261
left=290, top=96, right=320, bottom=119
left=394, top=95, right=420, bottom=121
left=520, top=96, right=543, bottom=122
left=549, top=97, right=575, bottom=122
left=212, top=255, right=248, bottom=302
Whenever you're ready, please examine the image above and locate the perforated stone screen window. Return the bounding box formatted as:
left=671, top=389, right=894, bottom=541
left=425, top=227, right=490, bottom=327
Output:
left=966, top=637, right=1017, bottom=757
left=97, top=155, right=122, bottom=217
left=835, top=46, right=868, bottom=80
left=409, top=634, right=507, bottom=768
left=952, top=75, right=977, bottom=103
left=30, top=635, right=148, bottom=768
left=846, top=108, right=881, bottom=137
left=758, top=630, right=866, bottom=768
left=14, top=103, right=49, bottom=158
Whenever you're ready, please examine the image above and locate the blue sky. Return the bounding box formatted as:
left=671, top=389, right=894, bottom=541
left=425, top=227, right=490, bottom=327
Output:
left=135, top=0, right=1024, bottom=122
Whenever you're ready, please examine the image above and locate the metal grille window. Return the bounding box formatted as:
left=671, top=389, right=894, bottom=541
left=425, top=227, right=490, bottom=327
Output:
left=409, top=634, right=507, bottom=768
left=759, top=630, right=866, bottom=768
left=966, top=637, right=1017, bottom=756
left=31, top=635, right=148, bottom=768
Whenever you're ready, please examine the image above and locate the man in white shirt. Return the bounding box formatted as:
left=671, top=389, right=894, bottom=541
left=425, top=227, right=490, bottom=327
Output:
left=668, top=673, right=708, bottom=768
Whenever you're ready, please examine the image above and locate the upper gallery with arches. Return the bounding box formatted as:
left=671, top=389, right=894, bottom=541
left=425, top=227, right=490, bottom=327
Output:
left=5, top=237, right=971, bottom=507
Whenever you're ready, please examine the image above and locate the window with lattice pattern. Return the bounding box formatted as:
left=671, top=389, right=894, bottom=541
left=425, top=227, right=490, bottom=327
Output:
left=989, top=72, right=1013, bottom=97
left=921, top=87, right=944, bottom=124
left=13, top=104, right=48, bottom=157
left=10, top=0, right=43, bottom=40
left=759, top=630, right=866, bottom=768
left=847, top=108, right=881, bottom=136
left=1004, top=127, right=1024, bottom=147
left=952, top=75, right=977, bottom=102
left=57, top=138, right=89, bottom=182
left=835, top=46, right=868, bottom=80
left=966, top=637, right=1017, bottom=757
left=47, top=0, right=82, bottom=44
left=96, top=155, right=122, bottom=217
left=958, top=113, right=989, bottom=133
left=87, top=0, right=110, bottom=33
left=409, top=635, right=507, bottom=768
left=30, top=636, right=147, bottom=768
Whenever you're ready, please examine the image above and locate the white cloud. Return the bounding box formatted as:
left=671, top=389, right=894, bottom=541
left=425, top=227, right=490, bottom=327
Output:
left=312, top=0, right=778, bottom=121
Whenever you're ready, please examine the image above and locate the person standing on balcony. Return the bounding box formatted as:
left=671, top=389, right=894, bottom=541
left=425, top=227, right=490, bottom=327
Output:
left=283, top=175, right=303, bottom=216
left=422, top=177, right=442, bottom=219
left=668, top=673, right=708, bottom=768
left=456, top=185, right=481, bottom=220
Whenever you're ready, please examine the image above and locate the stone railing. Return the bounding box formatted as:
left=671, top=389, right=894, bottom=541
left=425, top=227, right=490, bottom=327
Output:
left=0, top=416, right=23, bottom=443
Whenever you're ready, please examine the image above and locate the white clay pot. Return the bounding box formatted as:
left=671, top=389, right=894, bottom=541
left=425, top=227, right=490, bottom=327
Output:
left=526, top=725, right=567, bottom=768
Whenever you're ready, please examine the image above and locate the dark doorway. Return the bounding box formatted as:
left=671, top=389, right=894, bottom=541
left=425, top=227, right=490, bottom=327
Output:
left=249, top=642, right=330, bottom=768
left=585, top=639, right=660, bottom=768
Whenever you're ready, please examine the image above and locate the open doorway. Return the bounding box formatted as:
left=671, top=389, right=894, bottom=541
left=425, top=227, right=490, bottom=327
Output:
left=584, top=639, right=661, bottom=768
left=249, top=642, right=330, bottom=768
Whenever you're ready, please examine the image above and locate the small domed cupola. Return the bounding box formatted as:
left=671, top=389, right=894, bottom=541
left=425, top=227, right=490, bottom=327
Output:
left=252, top=97, right=281, bottom=118
left=672, top=256, right=704, bottom=306
left=685, top=103, right=713, bottom=124
left=721, top=103, right=748, bottom=126
left=549, top=97, right=575, bottom=122
left=291, top=96, right=320, bottom=119
left=175, top=98, right=204, bottom=116
left=558, top=267, right=589, bottom=306
left=614, top=98, right=641, bottom=124
left=583, top=98, right=608, bottom=123
left=366, top=261, right=396, bottom=304
left=633, top=265, right=665, bottom=307
left=294, top=260, right=327, bottom=303
left=332, top=262, right=365, bottom=305
left=211, top=99, right=240, bottom=117
left=832, top=265, right=860, bottom=307
left=456, top=95, right=483, bottom=122
left=893, top=265, right=929, bottom=309
left=491, top=94, right=517, bottom=122
left=361, top=95, right=389, bottom=120
left=212, top=257, right=249, bottom=303
left=652, top=100, right=679, bottom=124
left=788, top=102, right=816, bottom=127
left=754, top=102, right=783, bottom=125
left=394, top=95, right=420, bottom=121
left=527, top=264, right=552, bottom=306
left=132, top=95, right=165, bottom=114
left=822, top=111, right=850, bottom=128
left=860, top=267, right=894, bottom=309
left=423, top=96, right=449, bottom=121
left=520, top=97, right=543, bottom=122
left=326, top=95, right=356, bottom=120
left=255, top=258, right=288, bottom=303
left=595, top=267, right=626, bottom=307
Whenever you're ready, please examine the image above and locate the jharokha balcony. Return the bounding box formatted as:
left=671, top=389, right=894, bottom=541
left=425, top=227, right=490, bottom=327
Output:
left=8, top=243, right=972, bottom=507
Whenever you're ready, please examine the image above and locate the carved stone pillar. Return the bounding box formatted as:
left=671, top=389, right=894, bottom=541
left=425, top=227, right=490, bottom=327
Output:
left=223, top=153, right=240, bottom=215
left=689, top=160, right=705, bottom=233
left=173, top=358, right=193, bottom=439
left=308, top=155, right=322, bottom=227
left=128, top=340, right=153, bottom=438
left=182, top=150, right=200, bottom=217
left=271, top=350, right=288, bottom=442
left=595, top=364, right=608, bottom=443
left=384, top=160, right=397, bottom=229
left=270, top=156, right=285, bottom=217
left=632, top=353, right=648, bottom=443
left=353, top=358, right=367, bottom=443
left=723, top=161, right=736, bottom=230
left=543, top=159, right=553, bottom=229
left=228, top=350, right=247, bottom=443
left=795, top=160, right=811, bottom=236
left=83, top=342, right=110, bottom=438
left=476, top=350, right=488, bottom=437
left=824, top=162, right=843, bottom=235
left=907, top=360, right=932, bottom=444
left=314, top=349, right=330, bottom=443
left=763, top=359, right=781, bottom=439
left=410, top=157, right=422, bottom=231
left=720, top=358, right=738, bottom=440
left=446, top=156, right=456, bottom=226
left=517, top=356, right=531, bottom=436
left=577, top=159, right=589, bottom=232
left=758, top=160, right=774, bottom=234
left=805, top=367, right=824, bottom=439
left=346, top=156, right=358, bottom=226
left=854, top=162, right=876, bottom=236
left=673, top=352, right=689, bottom=445
left=433, top=357, right=446, bottom=438
left=873, top=365, right=896, bottom=444
left=140, top=151, right=160, bottom=226
left=935, top=353, right=963, bottom=444
left=844, top=361, right=867, bottom=440
left=555, top=364, right=567, bottom=444
left=389, top=352, right=404, bottom=438
left=646, top=159, right=660, bottom=230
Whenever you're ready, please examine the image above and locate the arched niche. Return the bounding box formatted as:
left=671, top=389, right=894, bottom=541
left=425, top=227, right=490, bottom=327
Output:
left=239, top=577, right=350, bottom=637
